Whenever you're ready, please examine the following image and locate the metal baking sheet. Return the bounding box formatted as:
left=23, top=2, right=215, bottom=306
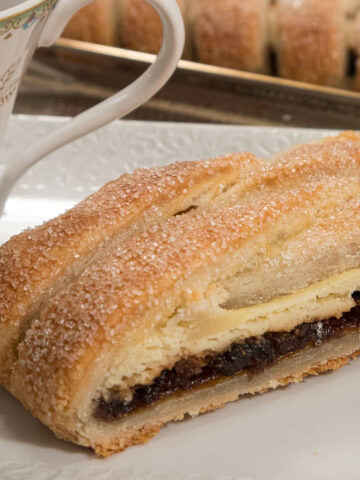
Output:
left=19, top=38, right=360, bottom=129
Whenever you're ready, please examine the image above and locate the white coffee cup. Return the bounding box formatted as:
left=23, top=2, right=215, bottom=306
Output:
left=0, top=0, right=185, bottom=214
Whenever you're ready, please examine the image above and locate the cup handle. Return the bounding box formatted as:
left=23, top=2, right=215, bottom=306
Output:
left=0, top=0, right=185, bottom=215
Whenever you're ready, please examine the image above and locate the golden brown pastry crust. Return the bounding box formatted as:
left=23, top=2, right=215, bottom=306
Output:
left=0, top=153, right=255, bottom=385
left=276, top=0, right=346, bottom=87
left=2, top=132, right=360, bottom=455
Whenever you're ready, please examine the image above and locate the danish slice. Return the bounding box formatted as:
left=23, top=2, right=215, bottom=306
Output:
left=1, top=132, right=360, bottom=456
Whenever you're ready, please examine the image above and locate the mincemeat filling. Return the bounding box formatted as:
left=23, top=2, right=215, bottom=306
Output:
left=94, top=292, right=360, bottom=421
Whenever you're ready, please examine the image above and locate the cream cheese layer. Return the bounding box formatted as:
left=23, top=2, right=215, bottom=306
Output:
left=192, top=268, right=360, bottom=341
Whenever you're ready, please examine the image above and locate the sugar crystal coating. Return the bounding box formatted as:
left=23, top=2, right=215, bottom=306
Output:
left=0, top=152, right=258, bottom=382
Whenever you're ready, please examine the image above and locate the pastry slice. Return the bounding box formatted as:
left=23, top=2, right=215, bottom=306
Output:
left=2, top=132, right=360, bottom=456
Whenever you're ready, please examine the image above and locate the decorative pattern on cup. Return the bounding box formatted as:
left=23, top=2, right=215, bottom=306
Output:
left=0, top=0, right=57, bottom=40
left=0, top=58, right=22, bottom=107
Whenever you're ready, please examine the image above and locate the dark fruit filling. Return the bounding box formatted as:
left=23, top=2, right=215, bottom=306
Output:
left=95, top=292, right=360, bottom=421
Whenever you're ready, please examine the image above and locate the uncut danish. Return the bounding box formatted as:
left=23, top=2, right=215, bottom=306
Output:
left=191, top=0, right=269, bottom=72
left=275, top=0, right=346, bottom=87
left=119, top=0, right=192, bottom=58
left=2, top=132, right=360, bottom=456
left=62, top=0, right=115, bottom=46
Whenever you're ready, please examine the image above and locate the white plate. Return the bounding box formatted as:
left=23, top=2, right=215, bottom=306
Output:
left=0, top=116, right=358, bottom=480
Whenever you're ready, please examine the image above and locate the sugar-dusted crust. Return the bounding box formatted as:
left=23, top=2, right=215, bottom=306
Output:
left=2, top=131, right=360, bottom=454
left=275, top=0, right=346, bottom=87
left=62, top=0, right=115, bottom=46
left=191, top=0, right=269, bottom=73
left=0, top=152, right=255, bottom=385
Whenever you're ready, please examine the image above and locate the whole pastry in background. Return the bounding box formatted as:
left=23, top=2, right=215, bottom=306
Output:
left=119, top=0, right=168, bottom=53
left=275, top=0, right=346, bottom=87
left=62, top=0, right=115, bottom=46
left=60, top=0, right=360, bottom=90
left=190, top=0, right=269, bottom=73
left=343, top=0, right=360, bottom=15
left=2, top=132, right=360, bottom=455
left=354, top=9, right=360, bottom=89
left=119, top=0, right=192, bottom=58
